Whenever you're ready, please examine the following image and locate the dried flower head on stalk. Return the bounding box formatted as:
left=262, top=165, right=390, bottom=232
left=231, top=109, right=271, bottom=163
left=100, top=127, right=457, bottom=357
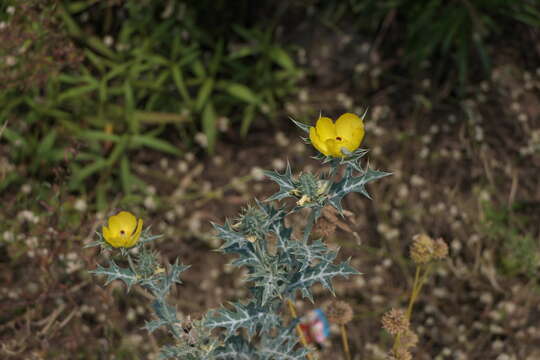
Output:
left=400, top=329, right=419, bottom=349
left=410, top=233, right=435, bottom=264
left=410, top=234, right=449, bottom=264
left=325, top=300, right=354, bottom=325
left=382, top=308, right=410, bottom=336
left=387, top=348, right=412, bottom=360
left=433, top=237, right=449, bottom=259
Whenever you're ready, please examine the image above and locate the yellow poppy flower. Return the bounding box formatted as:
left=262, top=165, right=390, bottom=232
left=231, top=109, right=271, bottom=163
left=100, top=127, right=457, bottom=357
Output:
left=309, top=113, right=365, bottom=157
left=102, top=211, right=143, bottom=248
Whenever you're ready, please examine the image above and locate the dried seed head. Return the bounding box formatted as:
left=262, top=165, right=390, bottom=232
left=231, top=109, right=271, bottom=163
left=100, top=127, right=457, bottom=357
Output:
left=410, top=233, right=435, bottom=264
left=382, top=308, right=409, bottom=336
left=325, top=300, right=354, bottom=325
left=387, top=348, right=412, bottom=360
left=400, top=329, right=419, bottom=349
left=314, top=217, right=337, bottom=238
left=433, top=237, right=449, bottom=259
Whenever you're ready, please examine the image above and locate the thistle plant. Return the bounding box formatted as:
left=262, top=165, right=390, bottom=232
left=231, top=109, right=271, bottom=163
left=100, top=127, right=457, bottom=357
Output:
left=88, top=112, right=390, bottom=359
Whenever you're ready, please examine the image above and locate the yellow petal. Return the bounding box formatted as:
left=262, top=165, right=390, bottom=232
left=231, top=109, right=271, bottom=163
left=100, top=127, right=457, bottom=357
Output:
left=126, top=219, right=143, bottom=248
left=116, top=211, right=137, bottom=230
left=335, top=113, right=363, bottom=141
left=103, top=226, right=122, bottom=248
left=309, top=127, right=330, bottom=156
left=102, top=225, right=113, bottom=243
left=108, top=214, right=124, bottom=234
left=315, top=117, right=336, bottom=141
left=109, top=237, right=124, bottom=248
left=349, top=127, right=365, bottom=151
left=325, top=138, right=341, bottom=157
left=338, top=138, right=356, bottom=154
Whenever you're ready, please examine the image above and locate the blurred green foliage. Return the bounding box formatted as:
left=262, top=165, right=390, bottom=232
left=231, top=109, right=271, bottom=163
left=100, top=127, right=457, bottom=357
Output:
left=0, top=0, right=301, bottom=209
left=481, top=200, right=538, bottom=278
left=319, top=0, right=540, bottom=91
left=1, top=0, right=538, bottom=209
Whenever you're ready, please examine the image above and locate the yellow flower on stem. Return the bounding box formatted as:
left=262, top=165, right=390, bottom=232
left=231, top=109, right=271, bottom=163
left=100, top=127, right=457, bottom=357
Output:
left=309, top=113, right=365, bottom=157
left=102, top=211, right=143, bottom=248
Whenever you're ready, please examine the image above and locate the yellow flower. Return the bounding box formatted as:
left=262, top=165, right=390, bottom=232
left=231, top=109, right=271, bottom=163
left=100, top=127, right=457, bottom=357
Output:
left=309, top=113, right=365, bottom=157
left=102, top=211, right=143, bottom=248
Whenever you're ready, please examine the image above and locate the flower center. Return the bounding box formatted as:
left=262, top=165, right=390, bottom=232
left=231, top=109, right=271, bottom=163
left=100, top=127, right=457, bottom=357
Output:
left=336, top=136, right=342, bottom=141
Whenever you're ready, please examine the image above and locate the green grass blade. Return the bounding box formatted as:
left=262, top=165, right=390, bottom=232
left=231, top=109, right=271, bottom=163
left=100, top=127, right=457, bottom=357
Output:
left=202, top=102, right=217, bottom=154
left=223, top=83, right=261, bottom=104
left=69, top=159, right=109, bottom=189
left=131, top=134, right=182, bottom=155
left=120, top=155, right=132, bottom=195
left=240, top=103, right=256, bottom=138
left=195, top=78, right=214, bottom=112
left=171, top=65, right=192, bottom=104
left=268, top=46, right=295, bottom=71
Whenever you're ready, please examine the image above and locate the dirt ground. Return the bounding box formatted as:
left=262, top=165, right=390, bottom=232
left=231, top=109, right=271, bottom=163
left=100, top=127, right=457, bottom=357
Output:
left=2, top=21, right=540, bottom=360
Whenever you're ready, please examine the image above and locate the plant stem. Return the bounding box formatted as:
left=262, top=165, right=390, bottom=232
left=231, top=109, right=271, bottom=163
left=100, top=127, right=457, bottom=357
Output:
left=127, top=253, right=137, bottom=275
left=340, top=324, right=351, bottom=360
left=405, top=266, right=421, bottom=320
left=303, top=207, right=320, bottom=242
left=394, top=264, right=433, bottom=351
left=394, top=265, right=421, bottom=351
left=286, top=299, right=314, bottom=360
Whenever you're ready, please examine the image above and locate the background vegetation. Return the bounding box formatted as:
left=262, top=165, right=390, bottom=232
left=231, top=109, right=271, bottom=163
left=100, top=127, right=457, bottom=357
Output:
left=1, top=0, right=539, bottom=359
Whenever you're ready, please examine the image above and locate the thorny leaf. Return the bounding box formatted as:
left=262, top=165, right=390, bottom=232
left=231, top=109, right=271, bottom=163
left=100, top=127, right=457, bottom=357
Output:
left=90, top=259, right=139, bottom=291
left=263, top=161, right=295, bottom=201
left=286, top=259, right=360, bottom=302
left=328, top=166, right=391, bottom=214
left=205, top=301, right=280, bottom=338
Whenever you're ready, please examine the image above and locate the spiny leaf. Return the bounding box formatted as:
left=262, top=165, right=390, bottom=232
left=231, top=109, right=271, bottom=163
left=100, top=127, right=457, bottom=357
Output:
left=290, top=117, right=310, bottom=133
left=204, top=301, right=280, bottom=338
left=148, top=299, right=181, bottom=338
left=231, top=245, right=260, bottom=268
left=214, top=335, right=255, bottom=360
left=90, top=259, right=139, bottom=291
left=249, top=260, right=288, bottom=306
left=263, top=161, right=295, bottom=201
left=213, top=220, right=247, bottom=252
left=160, top=345, right=203, bottom=360
left=145, top=319, right=168, bottom=334
left=328, top=167, right=391, bottom=214
left=153, top=299, right=177, bottom=322
left=289, top=239, right=337, bottom=272
left=286, top=259, right=360, bottom=302
left=256, top=201, right=292, bottom=253
left=138, top=227, right=163, bottom=245
left=255, top=200, right=287, bottom=233
left=259, top=324, right=309, bottom=360
left=141, top=259, right=190, bottom=298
